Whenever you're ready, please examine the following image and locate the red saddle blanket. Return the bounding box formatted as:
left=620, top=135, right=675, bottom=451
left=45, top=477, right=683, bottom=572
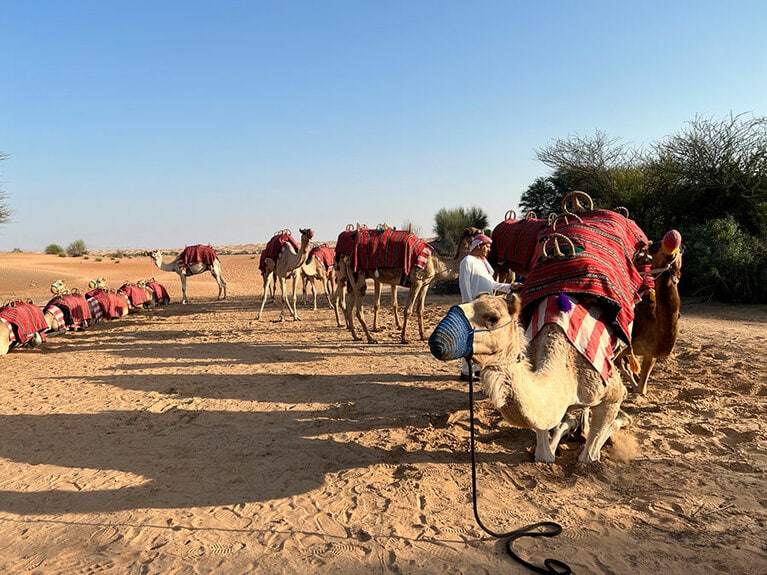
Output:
left=86, top=288, right=122, bottom=319
left=259, top=234, right=299, bottom=272
left=119, top=284, right=149, bottom=307
left=46, top=294, right=93, bottom=329
left=0, top=301, right=48, bottom=344
left=147, top=282, right=170, bottom=302
left=307, top=246, right=336, bottom=270
left=334, top=229, right=358, bottom=260
left=351, top=228, right=432, bottom=276
left=178, top=245, right=218, bottom=269
left=521, top=209, right=649, bottom=345
left=490, top=216, right=549, bottom=277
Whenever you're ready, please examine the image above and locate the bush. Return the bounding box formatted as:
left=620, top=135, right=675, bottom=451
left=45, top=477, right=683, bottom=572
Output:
left=66, top=239, right=88, bottom=257
left=433, top=206, right=488, bottom=255
left=45, top=243, right=64, bottom=255
left=684, top=216, right=767, bottom=303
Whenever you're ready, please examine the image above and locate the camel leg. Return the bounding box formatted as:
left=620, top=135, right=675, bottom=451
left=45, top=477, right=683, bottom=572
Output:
left=323, top=276, right=334, bottom=310
left=533, top=414, right=581, bottom=463
left=290, top=273, right=300, bottom=320
left=579, top=399, right=627, bottom=463
left=257, top=272, right=274, bottom=320
left=415, top=285, right=430, bottom=341
left=391, top=285, right=401, bottom=330
left=399, top=286, right=422, bottom=344
left=638, top=356, right=657, bottom=396
left=310, top=277, right=318, bottom=311
left=180, top=273, right=189, bottom=304
left=372, top=281, right=383, bottom=331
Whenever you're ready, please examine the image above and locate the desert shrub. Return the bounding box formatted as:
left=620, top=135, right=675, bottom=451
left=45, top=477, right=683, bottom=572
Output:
left=66, top=239, right=87, bottom=257
left=45, top=243, right=64, bottom=255
left=58, top=252, right=67, bottom=258
left=684, top=216, right=767, bottom=303
left=94, top=257, right=102, bottom=262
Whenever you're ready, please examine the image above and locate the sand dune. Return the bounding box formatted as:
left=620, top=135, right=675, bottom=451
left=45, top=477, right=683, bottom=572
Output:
left=0, top=251, right=765, bottom=574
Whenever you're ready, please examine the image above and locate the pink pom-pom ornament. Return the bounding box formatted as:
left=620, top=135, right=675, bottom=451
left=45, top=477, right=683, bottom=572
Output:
left=662, top=229, right=682, bottom=255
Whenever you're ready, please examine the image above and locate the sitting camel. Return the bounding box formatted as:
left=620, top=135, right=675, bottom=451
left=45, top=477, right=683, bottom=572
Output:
left=1, top=300, right=50, bottom=356
left=618, top=230, right=684, bottom=396
left=429, top=294, right=630, bottom=463
left=257, top=228, right=314, bottom=321
left=146, top=244, right=227, bottom=303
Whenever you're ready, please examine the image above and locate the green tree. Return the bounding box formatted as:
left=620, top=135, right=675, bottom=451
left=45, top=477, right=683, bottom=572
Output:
left=66, top=239, right=88, bottom=257
left=45, top=243, right=65, bottom=255
left=433, top=206, right=488, bottom=255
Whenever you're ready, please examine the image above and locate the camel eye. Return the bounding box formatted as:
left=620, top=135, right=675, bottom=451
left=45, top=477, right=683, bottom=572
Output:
left=487, top=315, right=500, bottom=326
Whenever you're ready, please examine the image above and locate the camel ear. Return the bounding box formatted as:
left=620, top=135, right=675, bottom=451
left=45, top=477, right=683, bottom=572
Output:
left=506, top=293, right=522, bottom=317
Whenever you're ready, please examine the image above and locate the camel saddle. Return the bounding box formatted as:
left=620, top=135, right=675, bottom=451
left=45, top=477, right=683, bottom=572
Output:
left=259, top=235, right=299, bottom=272
left=351, top=228, right=432, bottom=278
left=0, top=301, right=48, bottom=344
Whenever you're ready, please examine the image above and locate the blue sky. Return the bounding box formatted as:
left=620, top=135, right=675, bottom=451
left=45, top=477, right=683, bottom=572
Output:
left=1, top=1, right=765, bottom=251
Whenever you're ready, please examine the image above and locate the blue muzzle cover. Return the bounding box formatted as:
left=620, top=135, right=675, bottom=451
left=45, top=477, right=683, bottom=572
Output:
left=429, top=305, right=474, bottom=360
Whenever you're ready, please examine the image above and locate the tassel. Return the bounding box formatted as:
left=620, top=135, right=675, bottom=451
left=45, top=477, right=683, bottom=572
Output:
left=557, top=292, right=573, bottom=313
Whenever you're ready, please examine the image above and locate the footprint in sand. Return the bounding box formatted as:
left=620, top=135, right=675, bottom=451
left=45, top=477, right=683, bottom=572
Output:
left=315, top=512, right=348, bottom=539
left=183, top=541, right=246, bottom=559
left=213, top=507, right=253, bottom=530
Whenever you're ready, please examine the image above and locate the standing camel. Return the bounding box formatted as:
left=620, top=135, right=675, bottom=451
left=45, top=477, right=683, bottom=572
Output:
left=342, top=226, right=479, bottom=344
left=300, top=245, right=336, bottom=311
left=257, top=228, right=314, bottom=321
left=146, top=244, right=227, bottom=304
left=619, top=230, right=684, bottom=396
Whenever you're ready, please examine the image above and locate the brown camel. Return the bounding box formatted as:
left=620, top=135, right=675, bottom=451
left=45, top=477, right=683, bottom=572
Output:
left=257, top=228, right=314, bottom=321
left=146, top=245, right=227, bottom=304
left=619, top=230, right=684, bottom=396
left=342, top=226, right=479, bottom=344
left=429, top=294, right=630, bottom=463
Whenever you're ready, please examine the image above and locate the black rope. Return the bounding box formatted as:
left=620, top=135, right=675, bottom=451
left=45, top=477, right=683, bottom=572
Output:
left=466, top=363, right=573, bottom=575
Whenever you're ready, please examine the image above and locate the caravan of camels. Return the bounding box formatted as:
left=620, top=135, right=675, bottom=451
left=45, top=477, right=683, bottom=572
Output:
left=1, top=193, right=683, bottom=465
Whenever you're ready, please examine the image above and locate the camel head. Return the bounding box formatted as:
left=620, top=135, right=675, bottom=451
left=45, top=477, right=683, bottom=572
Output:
left=88, top=277, right=108, bottom=290
left=651, top=229, right=684, bottom=284
left=50, top=279, right=69, bottom=295
left=299, top=228, right=315, bottom=241
left=429, top=293, right=523, bottom=369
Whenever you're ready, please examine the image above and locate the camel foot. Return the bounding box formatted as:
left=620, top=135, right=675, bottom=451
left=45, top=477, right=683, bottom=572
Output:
left=401, top=338, right=411, bottom=345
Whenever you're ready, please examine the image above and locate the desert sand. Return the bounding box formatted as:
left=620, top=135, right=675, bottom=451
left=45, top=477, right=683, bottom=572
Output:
left=0, top=250, right=765, bottom=574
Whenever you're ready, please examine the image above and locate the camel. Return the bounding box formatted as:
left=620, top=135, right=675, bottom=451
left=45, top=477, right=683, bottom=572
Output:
left=300, top=245, right=336, bottom=311
left=618, top=230, right=684, bottom=396
left=342, top=226, right=480, bottom=344
left=146, top=244, right=226, bottom=303
left=0, top=300, right=50, bottom=356
left=429, top=294, right=630, bottom=463
left=257, top=228, right=314, bottom=321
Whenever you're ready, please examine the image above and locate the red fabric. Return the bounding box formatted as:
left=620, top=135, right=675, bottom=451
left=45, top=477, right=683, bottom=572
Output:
left=46, top=294, right=93, bottom=329
left=352, top=228, right=431, bottom=276
left=86, top=297, right=104, bottom=322
left=147, top=282, right=170, bottom=302
left=0, top=301, right=48, bottom=344
left=119, top=283, right=150, bottom=307
left=179, top=245, right=218, bottom=268
left=109, top=292, right=130, bottom=317
left=307, top=246, right=336, bottom=270
left=259, top=234, right=299, bottom=272
left=489, top=216, right=549, bottom=276
left=521, top=209, right=649, bottom=345
left=334, top=230, right=358, bottom=260
left=86, top=288, right=122, bottom=319
left=526, top=295, right=618, bottom=384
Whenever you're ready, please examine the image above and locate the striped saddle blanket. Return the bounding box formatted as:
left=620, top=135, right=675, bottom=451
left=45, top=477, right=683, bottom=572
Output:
left=526, top=294, right=619, bottom=385
left=334, top=229, right=358, bottom=260
left=0, top=301, right=48, bottom=344
left=260, top=234, right=299, bottom=272
left=521, top=209, right=649, bottom=345
left=86, top=288, right=121, bottom=319
left=490, top=216, right=548, bottom=277
left=45, top=304, right=67, bottom=330
left=179, top=245, right=218, bottom=269
left=352, top=228, right=432, bottom=276
left=45, top=294, right=93, bottom=330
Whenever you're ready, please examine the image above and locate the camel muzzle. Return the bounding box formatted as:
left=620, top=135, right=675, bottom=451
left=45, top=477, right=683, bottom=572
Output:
left=429, top=305, right=473, bottom=360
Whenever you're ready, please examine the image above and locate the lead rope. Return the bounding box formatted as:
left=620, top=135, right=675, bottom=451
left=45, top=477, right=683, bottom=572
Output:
left=467, top=361, right=573, bottom=574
